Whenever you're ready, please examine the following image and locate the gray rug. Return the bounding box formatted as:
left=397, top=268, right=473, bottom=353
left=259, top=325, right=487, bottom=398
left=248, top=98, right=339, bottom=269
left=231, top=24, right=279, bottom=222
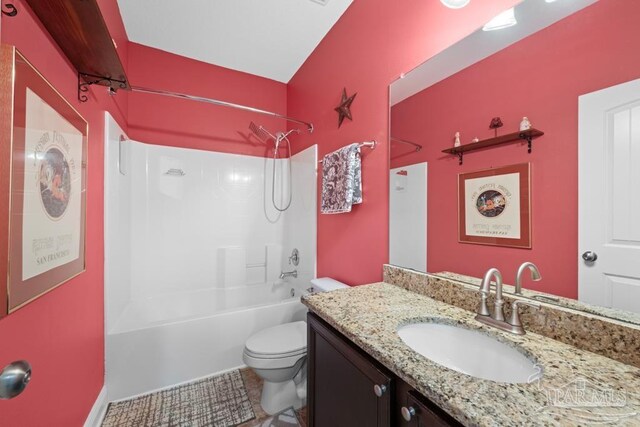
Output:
left=102, top=370, right=255, bottom=427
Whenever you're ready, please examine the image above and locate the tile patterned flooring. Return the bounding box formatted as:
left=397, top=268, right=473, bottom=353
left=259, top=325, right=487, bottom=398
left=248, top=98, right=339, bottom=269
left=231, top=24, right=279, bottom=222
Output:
left=239, top=368, right=307, bottom=427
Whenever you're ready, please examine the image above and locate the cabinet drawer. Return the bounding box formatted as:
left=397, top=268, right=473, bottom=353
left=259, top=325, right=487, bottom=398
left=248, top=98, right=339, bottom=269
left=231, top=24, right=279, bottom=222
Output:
left=400, top=390, right=462, bottom=427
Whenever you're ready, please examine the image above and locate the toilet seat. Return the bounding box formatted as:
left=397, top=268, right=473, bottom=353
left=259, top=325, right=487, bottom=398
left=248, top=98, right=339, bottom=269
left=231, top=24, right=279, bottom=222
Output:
left=244, top=347, right=306, bottom=360
left=243, top=321, right=307, bottom=370
left=243, top=349, right=306, bottom=370
left=245, top=321, right=306, bottom=355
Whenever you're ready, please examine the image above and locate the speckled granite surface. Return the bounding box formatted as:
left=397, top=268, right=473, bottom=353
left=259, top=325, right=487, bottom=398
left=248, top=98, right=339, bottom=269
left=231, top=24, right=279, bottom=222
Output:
left=303, top=283, right=640, bottom=426
left=383, top=265, right=640, bottom=368
left=433, top=271, right=640, bottom=326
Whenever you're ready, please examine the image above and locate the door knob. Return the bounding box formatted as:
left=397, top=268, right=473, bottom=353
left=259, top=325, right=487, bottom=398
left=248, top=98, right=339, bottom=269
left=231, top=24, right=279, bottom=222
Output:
left=582, top=251, right=598, bottom=262
left=373, top=384, right=387, bottom=397
left=401, top=406, right=416, bottom=421
left=0, top=360, right=32, bottom=400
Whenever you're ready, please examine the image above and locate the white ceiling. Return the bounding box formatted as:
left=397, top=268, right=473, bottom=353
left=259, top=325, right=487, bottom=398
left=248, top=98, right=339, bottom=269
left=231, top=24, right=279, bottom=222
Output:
left=117, top=0, right=353, bottom=83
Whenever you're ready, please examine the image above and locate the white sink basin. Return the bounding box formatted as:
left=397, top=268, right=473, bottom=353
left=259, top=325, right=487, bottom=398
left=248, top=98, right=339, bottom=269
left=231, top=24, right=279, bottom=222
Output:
left=398, top=322, right=542, bottom=384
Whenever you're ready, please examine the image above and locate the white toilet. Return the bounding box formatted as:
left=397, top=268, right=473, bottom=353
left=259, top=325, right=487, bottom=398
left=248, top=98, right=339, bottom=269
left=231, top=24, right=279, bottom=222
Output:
left=243, top=277, right=348, bottom=415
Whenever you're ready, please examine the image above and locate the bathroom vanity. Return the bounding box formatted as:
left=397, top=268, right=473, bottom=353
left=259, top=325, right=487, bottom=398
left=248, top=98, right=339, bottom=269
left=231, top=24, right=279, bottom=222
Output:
left=308, top=312, right=461, bottom=427
left=303, top=270, right=640, bottom=427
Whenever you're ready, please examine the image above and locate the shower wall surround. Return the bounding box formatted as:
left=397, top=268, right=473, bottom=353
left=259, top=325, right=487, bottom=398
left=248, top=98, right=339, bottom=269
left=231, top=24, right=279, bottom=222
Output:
left=105, top=114, right=316, bottom=399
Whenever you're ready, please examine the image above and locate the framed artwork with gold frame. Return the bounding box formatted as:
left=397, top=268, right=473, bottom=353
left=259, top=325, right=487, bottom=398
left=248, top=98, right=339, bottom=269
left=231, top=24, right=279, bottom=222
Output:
left=0, top=45, right=87, bottom=317
left=458, top=163, right=531, bottom=248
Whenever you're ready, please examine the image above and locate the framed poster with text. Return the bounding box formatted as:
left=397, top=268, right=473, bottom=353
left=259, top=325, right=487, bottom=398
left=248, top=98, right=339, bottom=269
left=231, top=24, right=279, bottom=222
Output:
left=0, top=45, right=87, bottom=317
left=458, top=163, right=531, bottom=248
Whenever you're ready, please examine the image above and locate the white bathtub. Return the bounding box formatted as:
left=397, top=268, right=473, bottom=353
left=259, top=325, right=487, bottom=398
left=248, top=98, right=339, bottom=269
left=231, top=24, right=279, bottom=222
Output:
left=106, top=282, right=308, bottom=401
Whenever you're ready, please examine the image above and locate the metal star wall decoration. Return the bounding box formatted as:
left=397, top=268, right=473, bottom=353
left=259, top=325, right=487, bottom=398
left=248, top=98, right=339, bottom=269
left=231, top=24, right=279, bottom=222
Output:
left=335, top=88, right=357, bottom=128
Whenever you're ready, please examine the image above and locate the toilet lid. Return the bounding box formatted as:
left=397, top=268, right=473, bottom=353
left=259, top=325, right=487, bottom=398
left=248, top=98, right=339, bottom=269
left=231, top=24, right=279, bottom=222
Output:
left=245, top=321, right=307, bottom=356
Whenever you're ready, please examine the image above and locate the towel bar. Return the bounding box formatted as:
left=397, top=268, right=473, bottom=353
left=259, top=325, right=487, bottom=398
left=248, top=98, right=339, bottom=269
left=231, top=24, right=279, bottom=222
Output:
left=318, top=141, right=377, bottom=163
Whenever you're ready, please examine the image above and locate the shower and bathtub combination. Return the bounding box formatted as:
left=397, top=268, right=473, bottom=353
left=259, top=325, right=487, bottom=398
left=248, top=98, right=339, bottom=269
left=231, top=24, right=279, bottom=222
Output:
left=104, top=113, right=317, bottom=401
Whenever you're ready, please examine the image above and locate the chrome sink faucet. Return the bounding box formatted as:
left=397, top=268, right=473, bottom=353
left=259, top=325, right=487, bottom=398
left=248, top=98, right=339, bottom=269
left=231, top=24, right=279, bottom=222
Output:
left=515, top=262, right=542, bottom=295
left=279, top=270, right=298, bottom=280
left=478, top=268, right=505, bottom=321
left=476, top=267, right=540, bottom=335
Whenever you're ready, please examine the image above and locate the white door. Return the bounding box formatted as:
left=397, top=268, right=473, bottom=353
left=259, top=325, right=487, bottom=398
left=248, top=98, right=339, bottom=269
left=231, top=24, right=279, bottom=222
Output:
left=389, top=163, right=427, bottom=272
left=579, top=78, right=640, bottom=313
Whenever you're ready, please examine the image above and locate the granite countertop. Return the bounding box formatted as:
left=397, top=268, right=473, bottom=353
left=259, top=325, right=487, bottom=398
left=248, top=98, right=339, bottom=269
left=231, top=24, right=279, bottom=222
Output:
left=302, top=282, right=640, bottom=426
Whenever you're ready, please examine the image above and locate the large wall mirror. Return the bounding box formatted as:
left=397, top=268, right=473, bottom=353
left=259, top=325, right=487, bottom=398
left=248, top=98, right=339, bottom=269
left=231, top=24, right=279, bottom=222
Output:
left=388, top=0, right=640, bottom=324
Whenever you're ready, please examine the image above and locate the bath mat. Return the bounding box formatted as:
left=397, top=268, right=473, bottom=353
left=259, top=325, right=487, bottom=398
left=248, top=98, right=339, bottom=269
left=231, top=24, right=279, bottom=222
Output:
left=102, top=370, right=255, bottom=427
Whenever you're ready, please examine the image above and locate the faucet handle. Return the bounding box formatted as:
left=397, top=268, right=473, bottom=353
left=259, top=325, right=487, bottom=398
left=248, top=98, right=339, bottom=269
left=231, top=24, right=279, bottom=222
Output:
left=509, top=299, right=541, bottom=327
left=288, top=249, right=300, bottom=266
left=477, top=290, right=491, bottom=316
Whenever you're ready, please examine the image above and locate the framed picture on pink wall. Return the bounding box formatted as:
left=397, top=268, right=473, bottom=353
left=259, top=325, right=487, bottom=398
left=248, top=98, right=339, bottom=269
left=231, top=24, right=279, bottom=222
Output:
left=0, top=45, right=87, bottom=318
left=458, top=163, right=531, bottom=249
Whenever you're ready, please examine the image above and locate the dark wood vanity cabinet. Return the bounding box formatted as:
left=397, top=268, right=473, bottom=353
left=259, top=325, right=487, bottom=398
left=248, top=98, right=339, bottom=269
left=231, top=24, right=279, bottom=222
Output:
left=308, top=312, right=392, bottom=427
left=307, top=313, right=462, bottom=427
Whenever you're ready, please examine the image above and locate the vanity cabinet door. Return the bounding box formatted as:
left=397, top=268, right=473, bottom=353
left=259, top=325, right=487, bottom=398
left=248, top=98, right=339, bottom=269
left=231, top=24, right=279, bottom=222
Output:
left=399, top=389, right=462, bottom=427
left=308, top=313, right=392, bottom=427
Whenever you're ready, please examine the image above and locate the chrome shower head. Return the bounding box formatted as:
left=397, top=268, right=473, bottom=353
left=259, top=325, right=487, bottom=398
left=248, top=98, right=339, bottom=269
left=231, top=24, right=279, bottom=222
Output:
left=249, top=122, right=276, bottom=142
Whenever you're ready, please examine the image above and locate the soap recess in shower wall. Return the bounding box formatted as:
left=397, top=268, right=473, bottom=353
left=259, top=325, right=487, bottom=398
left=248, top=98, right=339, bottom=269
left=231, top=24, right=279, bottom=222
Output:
left=158, top=155, right=187, bottom=199
left=165, top=168, right=186, bottom=176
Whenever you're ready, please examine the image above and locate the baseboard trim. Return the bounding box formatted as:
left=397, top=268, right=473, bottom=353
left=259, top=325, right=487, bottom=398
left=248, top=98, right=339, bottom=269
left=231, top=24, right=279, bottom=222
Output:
left=84, top=385, right=108, bottom=427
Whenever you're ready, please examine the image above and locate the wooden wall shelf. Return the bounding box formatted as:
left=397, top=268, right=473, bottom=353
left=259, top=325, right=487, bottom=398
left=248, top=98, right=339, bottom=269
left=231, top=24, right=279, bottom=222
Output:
left=442, top=128, right=544, bottom=165
left=23, top=0, right=130, bottom=102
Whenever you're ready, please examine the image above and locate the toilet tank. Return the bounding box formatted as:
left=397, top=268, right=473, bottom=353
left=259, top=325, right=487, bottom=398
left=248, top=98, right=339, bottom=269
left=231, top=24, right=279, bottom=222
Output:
left=310, top=277, right=348, bottom=293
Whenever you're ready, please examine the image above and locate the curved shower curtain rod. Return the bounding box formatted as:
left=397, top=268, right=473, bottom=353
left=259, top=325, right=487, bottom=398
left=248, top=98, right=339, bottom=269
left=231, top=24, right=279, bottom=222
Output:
left=391, top=137, right=422, bottom=152
left=130, top=86, right=314, bottom=133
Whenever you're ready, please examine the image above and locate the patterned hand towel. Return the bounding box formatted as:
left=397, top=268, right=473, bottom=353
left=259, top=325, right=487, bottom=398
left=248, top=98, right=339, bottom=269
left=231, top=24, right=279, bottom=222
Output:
left=321, top=143, right=362, bottom=214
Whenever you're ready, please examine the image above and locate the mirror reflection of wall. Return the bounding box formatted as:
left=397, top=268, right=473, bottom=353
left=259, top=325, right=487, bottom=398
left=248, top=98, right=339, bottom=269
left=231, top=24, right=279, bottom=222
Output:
left=389, top=0, right=640, bottom=314
left=389, top=163, right=427, bottom=272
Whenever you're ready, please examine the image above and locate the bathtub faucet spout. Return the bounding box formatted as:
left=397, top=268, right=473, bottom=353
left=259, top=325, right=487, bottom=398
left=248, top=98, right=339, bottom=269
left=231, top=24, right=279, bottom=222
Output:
left=279, top=270, right=298, bottom=280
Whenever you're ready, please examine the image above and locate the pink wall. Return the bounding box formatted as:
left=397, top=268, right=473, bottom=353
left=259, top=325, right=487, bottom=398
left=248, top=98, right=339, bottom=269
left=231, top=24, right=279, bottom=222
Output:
left=127, top=42, right=287, bottom=157
left=1, top=9, right=287, bottom=425
left=390, top=0, right=640, bottom=298
left=0, top=1, right=128, bottom=425
left=287, top=0, right=520, bottom=285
